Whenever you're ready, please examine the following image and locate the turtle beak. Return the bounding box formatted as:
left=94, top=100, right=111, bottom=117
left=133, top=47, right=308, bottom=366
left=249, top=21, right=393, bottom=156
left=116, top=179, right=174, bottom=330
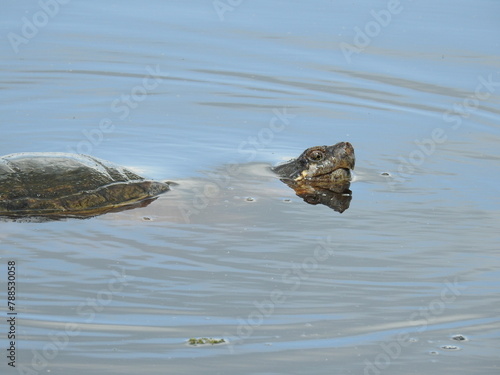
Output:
left=329, top=142, right=355, bottom=171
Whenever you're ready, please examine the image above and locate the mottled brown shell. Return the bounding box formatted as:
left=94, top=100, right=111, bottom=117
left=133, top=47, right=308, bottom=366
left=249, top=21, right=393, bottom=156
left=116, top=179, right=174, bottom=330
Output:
left=0, top=153, right=169, bottom=218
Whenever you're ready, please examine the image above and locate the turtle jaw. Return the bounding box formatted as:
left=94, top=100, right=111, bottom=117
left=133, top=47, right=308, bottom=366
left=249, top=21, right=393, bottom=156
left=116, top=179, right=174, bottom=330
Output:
left=296, top=167, right=352, bottom=184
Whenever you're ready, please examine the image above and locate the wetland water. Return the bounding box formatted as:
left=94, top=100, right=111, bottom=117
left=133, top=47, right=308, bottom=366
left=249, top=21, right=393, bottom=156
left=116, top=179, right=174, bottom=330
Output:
left=1, top=1, right=499, bottom=374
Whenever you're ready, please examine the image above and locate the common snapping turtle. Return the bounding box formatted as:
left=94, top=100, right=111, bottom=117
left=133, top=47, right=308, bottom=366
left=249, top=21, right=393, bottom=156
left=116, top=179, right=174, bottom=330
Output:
left=0, top=142, right=354, bottom=219
left=272, top=142, right=355, bottom=213
left=0, top=153, right=170, bottom=218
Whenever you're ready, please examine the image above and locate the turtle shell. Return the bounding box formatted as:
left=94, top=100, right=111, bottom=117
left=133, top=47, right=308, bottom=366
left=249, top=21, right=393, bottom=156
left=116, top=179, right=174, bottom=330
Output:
left=0, top=153, right=170, bottom=218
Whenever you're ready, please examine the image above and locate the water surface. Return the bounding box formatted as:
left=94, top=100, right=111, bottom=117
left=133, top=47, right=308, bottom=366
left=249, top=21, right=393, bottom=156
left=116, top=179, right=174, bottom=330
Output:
left=1, top=1, right=499, bottom=374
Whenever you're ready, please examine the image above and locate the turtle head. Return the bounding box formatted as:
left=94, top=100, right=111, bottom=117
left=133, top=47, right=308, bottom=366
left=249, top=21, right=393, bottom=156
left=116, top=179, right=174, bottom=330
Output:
left=273, top=142, right=355, bottom=183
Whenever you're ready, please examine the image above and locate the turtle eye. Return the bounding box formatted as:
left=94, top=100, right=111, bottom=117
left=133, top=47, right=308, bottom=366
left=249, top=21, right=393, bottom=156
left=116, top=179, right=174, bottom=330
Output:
left=307, top=150, right=325, bottom=161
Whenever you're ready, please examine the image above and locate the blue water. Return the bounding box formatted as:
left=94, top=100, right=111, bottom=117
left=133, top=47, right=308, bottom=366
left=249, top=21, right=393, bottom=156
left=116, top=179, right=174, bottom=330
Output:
left=1, top=1, right=499, bottom=374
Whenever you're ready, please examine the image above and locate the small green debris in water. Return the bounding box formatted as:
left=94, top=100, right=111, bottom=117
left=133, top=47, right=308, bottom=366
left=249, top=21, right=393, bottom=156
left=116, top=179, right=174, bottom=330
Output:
left=188, top=337, right=226, bottom=346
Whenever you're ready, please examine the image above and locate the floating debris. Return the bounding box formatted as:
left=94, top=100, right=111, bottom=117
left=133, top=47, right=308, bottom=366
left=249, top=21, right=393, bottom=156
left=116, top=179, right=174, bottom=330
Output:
left=441, top=345, right=460, bottom=350
left=188, top=337, right=226, bottom=346
left=451, top=334, right=467, bottom=341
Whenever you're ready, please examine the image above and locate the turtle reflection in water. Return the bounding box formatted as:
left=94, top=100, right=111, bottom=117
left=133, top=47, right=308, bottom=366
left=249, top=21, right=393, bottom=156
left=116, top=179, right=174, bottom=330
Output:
left=272, top=142, right=355, bottom=213
left=0, top=142, right=354, bottom=220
